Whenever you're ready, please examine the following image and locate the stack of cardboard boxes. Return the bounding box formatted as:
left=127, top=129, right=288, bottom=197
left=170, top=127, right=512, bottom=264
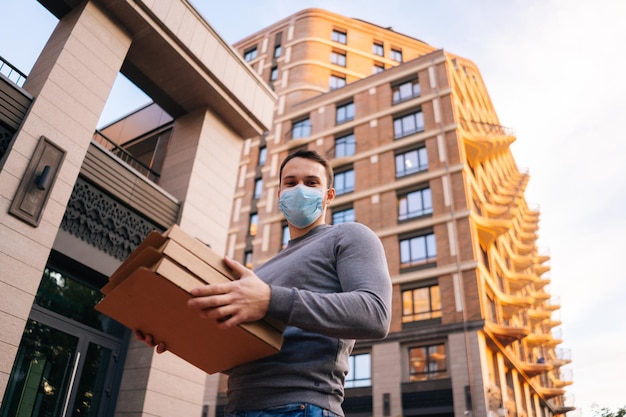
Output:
left=95, top=225, right=283, bottom=374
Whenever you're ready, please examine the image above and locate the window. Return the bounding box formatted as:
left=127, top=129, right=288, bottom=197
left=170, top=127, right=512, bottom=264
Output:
left=248, top=213, right=259, bottom=236
left=244, top=46, right=257, bottom=62
left=335, top=133, right=355, bottom=158
left=346, top=353, right=371, bottom=388
left=331, top=51, right=346, bottom=67
left=334, top=169, right=355, bottom=195
left=392, top=78, right=421, bottom=104
left=332, top=207, right=355, bottom=224
left=258, top=146, right=267, bottom=166
left=270, top=66, right=278, bottom=82
left=400, top=232, right=436, bottom=268
left=394, top=110, right=424, bottom=138
left=372, top=42, right=384, bottom=56
left=254, top=178, right=263, bottom=199
left=330, top=74, right=346, bottom=90
left=373, top=63, right=384, bottom=74
left=395, top=147, right=428, bottom=177
left=281, top=224, right=290, bottom=250
left=291, top=117, right=311, bottom=139
left=332, top=29, right=347, bottom=44
left=402, top=284, right=441, bottom=323
left=274, top=32, right=282, bottom=58
left=390, top=48, right=403, bottom=62
left=408, top=344, right=448, bottom=381
left=244, top=251, right=253, bottom=269
left=398, top=187, right=432, bottom=220
left=336, top=102, right=354, bottom=124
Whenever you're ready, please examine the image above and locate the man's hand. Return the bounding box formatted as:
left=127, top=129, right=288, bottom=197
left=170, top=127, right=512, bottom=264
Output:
left=135, top=330, right=167, bottom=353
left=187, top=256, right=271, bottom=329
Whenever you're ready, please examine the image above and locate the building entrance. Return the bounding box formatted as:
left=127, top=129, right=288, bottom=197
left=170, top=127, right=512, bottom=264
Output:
left=0, top=253, right=128, bottom=417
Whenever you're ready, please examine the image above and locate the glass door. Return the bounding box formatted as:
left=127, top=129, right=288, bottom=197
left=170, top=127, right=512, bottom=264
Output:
left=1, top=253, right=128, bottom=417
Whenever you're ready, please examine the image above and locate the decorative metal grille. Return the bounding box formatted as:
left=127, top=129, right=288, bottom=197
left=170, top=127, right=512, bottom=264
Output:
left=61, top=178, right=161, bottom=260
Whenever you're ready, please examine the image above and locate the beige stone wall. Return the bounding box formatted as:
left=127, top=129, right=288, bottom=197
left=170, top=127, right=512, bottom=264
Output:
left=0, top=0, right=275, bottom=415
left=0, top=0, right=131, bottom=397
left=372, top=341, right=403, bottom=417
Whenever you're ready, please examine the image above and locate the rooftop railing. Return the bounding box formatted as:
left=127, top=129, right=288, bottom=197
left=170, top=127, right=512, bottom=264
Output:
left=92, top=130, right=160, bottom=182
left=0, top=56, right=27, bottom=87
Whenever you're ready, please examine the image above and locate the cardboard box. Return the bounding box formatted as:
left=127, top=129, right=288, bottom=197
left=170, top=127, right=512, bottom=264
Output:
left=95, top=225, right=284, bottom=374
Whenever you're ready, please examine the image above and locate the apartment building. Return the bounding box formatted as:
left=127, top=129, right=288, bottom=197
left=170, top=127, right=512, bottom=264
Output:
left=223, top=8, right=574, bottom=417
left=1, top=2, right=573, bottom=417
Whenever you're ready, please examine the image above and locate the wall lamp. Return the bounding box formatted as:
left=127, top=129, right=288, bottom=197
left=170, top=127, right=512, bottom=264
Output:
left=9, top=135, right=65, bottom=226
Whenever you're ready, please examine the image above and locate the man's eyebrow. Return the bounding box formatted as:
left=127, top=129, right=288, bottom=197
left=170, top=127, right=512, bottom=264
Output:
left=282, top=175, right=322, bottom=181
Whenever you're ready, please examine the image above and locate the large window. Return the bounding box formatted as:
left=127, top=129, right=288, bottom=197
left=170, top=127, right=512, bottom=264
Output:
left=335, top=133, right=355, bottom=158
left=395, top=147, right=428, bottom=177
left=390, top=48, right=403, bottom=62
left=408, top=344, right=448, bottom=381
left=346, top=353, right=371, bottom=388
left=291, top=117, right=311, bottom=139
left=258, top=146, right=267, bottom=166
left=244, top=251, right=253, bottom=269
left=244, top=46, right=257, bottom=62
left=330, top=74, right=346, bottom=90
left=398, top=187, right=432, bottom=220
left=332, top=207, right=355, bottom=224
left=274, top=32, right=282, bottom=58
left=334, top=169, right=355, bottom=195
left=392, top=78, right=421, bottom=104
left=281, top=224, right=290, bottom=251
left=402, top=284, right=441, bottom=323
left=254, top=178, right=263, bottom=199
left=336, top=102, right=354, bottom=124
left=331, top=51, right=346, bottom=67
left=332, top=29, right=347, bottom=44
left=394, top=111, right=424, bottom=138
left=373, top=63, right=385, bottom=74
left=400, top=232, right=436, bottom=268
left=248, top=213, right=259, bottom=236
left=270, top=66, right=278, bottom=82
left=372, top=42, right=384, bottom=56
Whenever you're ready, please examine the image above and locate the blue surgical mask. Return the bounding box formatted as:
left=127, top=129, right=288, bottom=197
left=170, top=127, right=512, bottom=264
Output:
left=279, top=184, right=324, bottom=228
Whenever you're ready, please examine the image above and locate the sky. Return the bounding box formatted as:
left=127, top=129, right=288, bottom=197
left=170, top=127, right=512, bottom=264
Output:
left=2, top=0, right=626, bottom=415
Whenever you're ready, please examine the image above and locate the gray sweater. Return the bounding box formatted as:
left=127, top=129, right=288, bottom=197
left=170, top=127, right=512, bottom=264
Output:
left=225, top=223, right=392, bottom=416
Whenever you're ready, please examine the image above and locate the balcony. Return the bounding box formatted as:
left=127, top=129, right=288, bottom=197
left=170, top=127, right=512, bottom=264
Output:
left=471, top=211, right=511, bottom=247
left=527, top=309, right=552, bottom=321
left=485, top=321, right=529, bottom=346
left=460, top=120, right=515, bottom=164
left=525, top=332, right=553, bottom=345
left=549, top=395, right=576, bottom=415
left=537, top=386, right=566, bottom=399
left=553, top=348, right=572, bottom=366
left=519, top=360, right=553, bottom=377
left=550, top=368, right=573, bottom=388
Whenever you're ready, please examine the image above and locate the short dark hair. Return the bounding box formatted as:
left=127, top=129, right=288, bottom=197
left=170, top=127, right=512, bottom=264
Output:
left=279, top=149, right=334, bottom=188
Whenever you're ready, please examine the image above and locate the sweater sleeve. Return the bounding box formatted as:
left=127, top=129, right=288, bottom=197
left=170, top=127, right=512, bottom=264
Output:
left=267, top=223, right=392, bottom=339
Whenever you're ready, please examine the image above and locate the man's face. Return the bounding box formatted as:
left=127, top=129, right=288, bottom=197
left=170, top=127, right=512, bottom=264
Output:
left=280, top=157, right=327, bottom=191
left=279, top=157, right=334, bottom=204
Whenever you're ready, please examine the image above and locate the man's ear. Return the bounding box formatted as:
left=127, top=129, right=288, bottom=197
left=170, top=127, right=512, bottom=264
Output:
left=325, top=188, right=336, bottom=205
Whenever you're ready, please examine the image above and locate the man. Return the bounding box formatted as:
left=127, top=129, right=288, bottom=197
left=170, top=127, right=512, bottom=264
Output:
left=140, top=149, right=392, bottom=416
